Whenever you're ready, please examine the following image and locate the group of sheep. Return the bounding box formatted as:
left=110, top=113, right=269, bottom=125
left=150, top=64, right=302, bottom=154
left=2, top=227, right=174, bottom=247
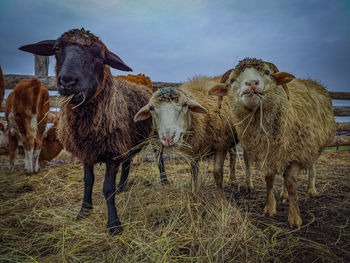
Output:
left=16, top=28, right=335, bottom=235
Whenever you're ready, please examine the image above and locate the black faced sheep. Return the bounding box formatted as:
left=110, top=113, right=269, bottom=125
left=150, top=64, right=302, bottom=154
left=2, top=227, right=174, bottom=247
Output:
left=209, top=58, right=335, bottom=229
left=19, top=28, right=168, bottom=235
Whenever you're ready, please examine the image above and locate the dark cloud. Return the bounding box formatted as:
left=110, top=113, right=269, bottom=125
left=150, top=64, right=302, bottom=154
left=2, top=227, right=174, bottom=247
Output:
left=0, top=0, right=349, bottom=94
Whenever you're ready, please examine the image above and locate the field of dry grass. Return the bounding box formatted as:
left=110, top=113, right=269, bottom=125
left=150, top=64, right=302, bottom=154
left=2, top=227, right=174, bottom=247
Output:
left=0, top=149, right=349, bottom=262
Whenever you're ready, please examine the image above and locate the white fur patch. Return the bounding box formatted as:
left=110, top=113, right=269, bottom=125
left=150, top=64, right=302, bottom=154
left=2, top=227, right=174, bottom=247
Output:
left=8, top=111, right=21, bottom=139
left=30, top=115, right=38, bottom=138
left=34, top=149, right=41, bottom=172
left=25, top=148, right=34, bottom=174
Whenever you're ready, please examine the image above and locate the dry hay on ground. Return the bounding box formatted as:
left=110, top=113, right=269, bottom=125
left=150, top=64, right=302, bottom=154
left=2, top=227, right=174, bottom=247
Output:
left=0, top=149, right=349, bottom=262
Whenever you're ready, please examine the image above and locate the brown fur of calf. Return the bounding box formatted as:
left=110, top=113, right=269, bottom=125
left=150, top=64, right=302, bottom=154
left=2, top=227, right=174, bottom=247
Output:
left=39, top=121, right=63, bottom=163
left=5, top=78, right=50, bottom=173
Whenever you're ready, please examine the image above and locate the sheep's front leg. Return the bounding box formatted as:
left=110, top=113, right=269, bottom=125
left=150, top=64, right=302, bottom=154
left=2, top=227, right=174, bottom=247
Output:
left=157, top=146, right=169, bottom=184
left=284, top=164, right=302, bottom=229
left=307, top=163, right=317, bottom=197
left=228, top=148, right=236, bottom=182
left=103, top=161, right=122, bottom=235
left=263, top=173, right=276, bottom=217
left=190, top=158, right=199, bottom=192
left=77, top=163, right=95, bottom=220
left=214, top=151, right=227, bottom=202
left=243, top=151, right=254, bottom=191
left=213, top=151, right=225, bottom=189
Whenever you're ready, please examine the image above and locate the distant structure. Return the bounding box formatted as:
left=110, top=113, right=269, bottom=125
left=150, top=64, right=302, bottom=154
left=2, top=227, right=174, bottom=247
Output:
left=34, top=55, right=49, bottom=76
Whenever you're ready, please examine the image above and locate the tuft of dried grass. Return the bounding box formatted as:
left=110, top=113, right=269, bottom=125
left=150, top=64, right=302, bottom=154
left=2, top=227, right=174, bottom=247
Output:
left=0, top=149, right=349, bottom=262
left=0, top=147, right=260, bottom=263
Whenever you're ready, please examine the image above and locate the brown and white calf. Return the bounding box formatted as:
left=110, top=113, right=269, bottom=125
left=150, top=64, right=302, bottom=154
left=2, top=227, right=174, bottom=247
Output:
left=5, top=78, right=50, bottom=174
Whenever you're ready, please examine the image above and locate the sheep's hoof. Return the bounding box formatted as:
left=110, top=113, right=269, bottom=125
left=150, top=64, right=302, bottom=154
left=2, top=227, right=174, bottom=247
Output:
left=107, top=222, right=123, bottom=236
left=161, top=178, right=170, bottom=185
left=77, top=206, right=93, bottom=220
left=263, top=204, right=276, bottom=217
left=306, top=188, right=318, bottom=197
left=288, top=212, right=302, bottom=230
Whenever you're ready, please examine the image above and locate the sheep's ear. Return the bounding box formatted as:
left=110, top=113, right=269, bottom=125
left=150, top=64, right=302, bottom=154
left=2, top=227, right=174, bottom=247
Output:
left=187, top=99, right=208, bottom=114
left=272, top=72, right=295, bottom=85
left=208, top=84, right=228, bottom=97
left=105, top=51, right=133, bottom=72
left=265, top=62, right=279, bottom=73
left=19, top=40, right=56, bottom=56
left=220, top=69, right=233, bottom=83
left=134, top=104, right=152, bottom=122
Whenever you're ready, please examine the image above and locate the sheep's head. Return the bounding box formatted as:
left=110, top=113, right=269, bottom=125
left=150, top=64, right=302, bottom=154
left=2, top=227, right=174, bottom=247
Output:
left=19, top=28, right=132, bottom=104
left=209, top=58, right=295, bottom=110
left=134, top=87, right=207, bottom=147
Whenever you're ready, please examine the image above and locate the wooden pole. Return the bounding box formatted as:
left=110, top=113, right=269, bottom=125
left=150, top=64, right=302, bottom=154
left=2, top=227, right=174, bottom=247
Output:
left=34, top=55, right=49, bottom=76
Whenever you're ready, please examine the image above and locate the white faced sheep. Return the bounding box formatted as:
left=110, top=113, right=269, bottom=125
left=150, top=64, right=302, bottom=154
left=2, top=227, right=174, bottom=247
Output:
left=19, top=28, right=168, bottom=235
left=209, top=58, right=335, bottom=229
left=134, top=77, right=252, bottom=192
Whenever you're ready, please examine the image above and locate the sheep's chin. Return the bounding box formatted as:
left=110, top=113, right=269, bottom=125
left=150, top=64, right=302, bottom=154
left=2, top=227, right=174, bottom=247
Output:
left=68, top=90, right=87, bottom=105
left=241, top=94, right=261, bottom=110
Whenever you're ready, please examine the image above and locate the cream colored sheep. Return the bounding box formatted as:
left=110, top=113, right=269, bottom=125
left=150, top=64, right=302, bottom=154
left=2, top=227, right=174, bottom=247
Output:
left=209, top=58, right=335, bottom=229
left=134, top=77, right=252, bottom=191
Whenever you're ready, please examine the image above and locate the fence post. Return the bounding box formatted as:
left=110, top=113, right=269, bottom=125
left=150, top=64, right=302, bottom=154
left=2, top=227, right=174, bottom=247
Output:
left=34, top=55, right=49, bottom=76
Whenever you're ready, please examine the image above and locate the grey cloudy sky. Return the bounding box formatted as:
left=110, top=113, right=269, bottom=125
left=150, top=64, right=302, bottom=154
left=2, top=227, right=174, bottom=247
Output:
left=0, top=0, right=350, bottom=95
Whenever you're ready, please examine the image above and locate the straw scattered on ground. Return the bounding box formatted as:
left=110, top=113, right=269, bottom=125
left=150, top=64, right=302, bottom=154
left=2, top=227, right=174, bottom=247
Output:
left=0, top=149, right=349, bottom=262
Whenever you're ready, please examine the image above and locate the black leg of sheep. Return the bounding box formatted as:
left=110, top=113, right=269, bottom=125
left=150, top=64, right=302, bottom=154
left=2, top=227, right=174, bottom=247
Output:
left=157, top=147, right=169, bottom=185
left=77, top=163, right=95, bottom=220
left=103, top=161, right=123, bottom=235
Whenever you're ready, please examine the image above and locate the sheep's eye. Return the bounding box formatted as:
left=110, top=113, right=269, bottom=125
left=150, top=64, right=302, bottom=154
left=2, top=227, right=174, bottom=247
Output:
left=149, top=105, right=154, bottom=111
left=264, top=70, right=270, bottom=76
left=183, top=102, right=188, bottom=108
left=230, top=78, right=236, bottom=84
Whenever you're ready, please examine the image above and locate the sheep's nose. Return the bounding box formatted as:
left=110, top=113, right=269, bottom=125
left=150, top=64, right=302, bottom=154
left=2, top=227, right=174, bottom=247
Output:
left=245, top=80, right=259, bottom=89
left=162, top=133, right=176, bottom=146
left=58, top=75, right=78, bottom=90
